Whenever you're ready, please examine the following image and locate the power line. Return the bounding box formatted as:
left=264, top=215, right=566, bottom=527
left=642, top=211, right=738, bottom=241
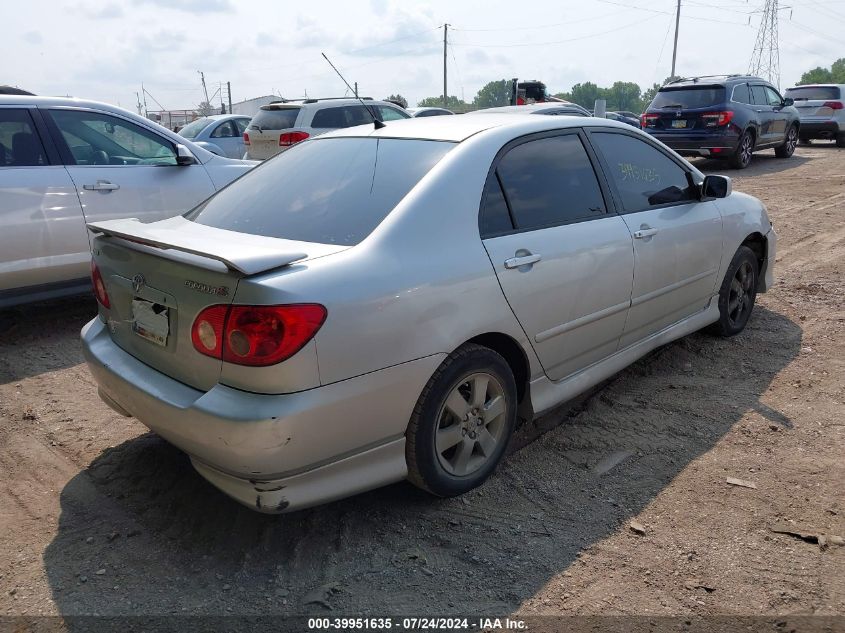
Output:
left=593, top=0, right=753, bottom=26
left=450, top=10, right=634, bottom=32
left=450, top=14, right=661, bottom=48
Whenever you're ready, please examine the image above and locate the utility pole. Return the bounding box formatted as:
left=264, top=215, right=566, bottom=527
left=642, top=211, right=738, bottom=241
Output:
left=354, top=81, right=358, bottom=98
left=670, top=0, right=681, bottom=78
left=198, top=70, right=210, bottom=105
left=135, top=91, right=142, bottom=115
left=227, top=81, right=232, bottom=113
left=443, top=23, right=449, bottom=109
left=141, top=83, right=148, bottom=118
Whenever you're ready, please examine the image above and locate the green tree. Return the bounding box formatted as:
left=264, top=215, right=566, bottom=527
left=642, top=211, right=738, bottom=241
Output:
left=641, top=76, right=680, bottom=109
left=567, top=82, right=603, bottom=109
left=831, top=58, right=845, bottom=82
left=417, top=95, right=468, bottom=110
left=605, top=81, right=642, bottom=112
left=472, top=79, right=512, bottom=109
left=385, top=94, right=408, bottom=108
left=798, top=67, right=833, bottom=85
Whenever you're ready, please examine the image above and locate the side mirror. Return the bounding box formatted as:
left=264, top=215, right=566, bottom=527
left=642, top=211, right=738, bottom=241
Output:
left=782, top=97, right=794, bottom=107
left=701, top=175, right=732, bottom=200
left=175, top=144, right=196, bottom=166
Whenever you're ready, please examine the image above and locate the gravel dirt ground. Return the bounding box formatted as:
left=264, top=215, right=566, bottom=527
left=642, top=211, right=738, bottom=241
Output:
left=0, top=144, right=843, bottom=625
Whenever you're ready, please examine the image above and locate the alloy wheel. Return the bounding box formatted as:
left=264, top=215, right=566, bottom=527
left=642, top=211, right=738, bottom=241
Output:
left=739, top=135, right=752, bottom=166
left=728, top=260, right=754, bottom=328
left=435, top=372, right=508, bottom=477
left=785, top=128, right=797, bottom=154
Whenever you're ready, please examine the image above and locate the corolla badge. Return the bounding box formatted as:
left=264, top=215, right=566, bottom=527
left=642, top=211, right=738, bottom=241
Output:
left=185, top=280, right=230, bottom=296
left=132, top=274, right=146, bottom=293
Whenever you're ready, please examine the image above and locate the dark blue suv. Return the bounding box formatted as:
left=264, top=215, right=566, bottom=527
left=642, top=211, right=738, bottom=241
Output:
left=641, top=75, right=800, bottom=169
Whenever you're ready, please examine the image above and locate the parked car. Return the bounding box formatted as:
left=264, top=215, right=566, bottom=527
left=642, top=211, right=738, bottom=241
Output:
left=783, top=84, right=845, bottom=147
left=243, top=98, right=411, bottom=160
left=473, top=103, right=591, bottom=117
left=407, top=107, right=455, bottom=117
left=82, top=114, right=775, bottom=514
left=0, top=96, right=256, bottom=308
left=178, top=114, right=252, bottom=158
left=641, top=74, right=800, bottom=168
left=605, top=111, right=641, bottom=128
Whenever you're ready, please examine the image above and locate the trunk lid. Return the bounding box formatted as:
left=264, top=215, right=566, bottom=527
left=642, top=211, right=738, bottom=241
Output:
left=89, top=216, right=342, bottom=391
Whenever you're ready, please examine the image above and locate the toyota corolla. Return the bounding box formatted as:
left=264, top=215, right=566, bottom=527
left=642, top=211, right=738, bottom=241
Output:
left=81, top=115, right=776, bottom=513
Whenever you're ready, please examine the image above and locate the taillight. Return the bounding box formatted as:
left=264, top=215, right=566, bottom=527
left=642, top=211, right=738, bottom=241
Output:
left=91, top=260, right=111, bottom=309
left=191, top=304, right=326, bottom=367
left=279, top=131, right=309, bottom=147
left=822, top=101, right=844, bottom=110
left=641, top=113, right=659, bottom=127
left=243, top=132, right=250, bottom=145
left=191, top=305, right=228, bottom=359
left=701, top=111, right=734, bottom=127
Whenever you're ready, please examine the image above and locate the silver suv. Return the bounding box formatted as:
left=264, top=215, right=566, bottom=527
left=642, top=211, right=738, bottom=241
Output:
left=243, top=98, right=411, bottom=160
left=784, top=84, right=845, bottom=147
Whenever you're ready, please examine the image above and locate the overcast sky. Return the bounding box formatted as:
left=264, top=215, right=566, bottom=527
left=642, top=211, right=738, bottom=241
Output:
left=5, top=0, right=843, bottom=112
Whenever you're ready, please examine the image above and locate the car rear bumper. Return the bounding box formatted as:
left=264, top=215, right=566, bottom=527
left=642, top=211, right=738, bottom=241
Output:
left=798, top=120, right=841, bottom=138
left=81, top=317, right=444, bottom=513
left=649, top=129, right=741, bottom=157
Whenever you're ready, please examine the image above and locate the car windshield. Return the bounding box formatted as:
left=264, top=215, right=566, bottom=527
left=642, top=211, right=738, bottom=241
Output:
left=186, top=138, right=455, bottom=246
left=178, top=118, right=212, bottom=139
left=249, top=107, right=300, bottom=130
left=651, top=86, right=726, bottom=109
left=785, top=86, right=841, bottom=101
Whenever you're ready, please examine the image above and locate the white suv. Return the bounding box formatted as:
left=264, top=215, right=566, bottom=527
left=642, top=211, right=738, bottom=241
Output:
left=243, top=98, right=411, bottom=160
left=784, top=84, right=845, bottom=147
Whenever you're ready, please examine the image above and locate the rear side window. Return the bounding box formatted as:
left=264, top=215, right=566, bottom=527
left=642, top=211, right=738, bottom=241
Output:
left=495, top=134, right=606, bottom=232
left=732, top=84, right=751, bottom=104
left=479, top=173, right=513, bottom=237
left=785, top=86, right=841, bottom=100
left=311, top=105, right=374, bottom=129
left=590, top=132, right=695, bottom=213
left=178, top=117, right=211, bottom=139
left=0, top=109, right=47, bottom=166
left=249, top=107, right=300, bottom=130
left=651, top=87, right=725, bottom=109
left=187, top=138, right=454, bottom=246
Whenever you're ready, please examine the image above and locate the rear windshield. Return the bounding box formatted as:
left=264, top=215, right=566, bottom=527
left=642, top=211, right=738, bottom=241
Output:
left=785, top=86, right=841, bottom=101
left=249, top=107, right=300, bottom=130
left=187, top=138, right=455, bottom=246
left=651, top=86, right=726, bottom=109
left=178, top=118, right=211, bottom=138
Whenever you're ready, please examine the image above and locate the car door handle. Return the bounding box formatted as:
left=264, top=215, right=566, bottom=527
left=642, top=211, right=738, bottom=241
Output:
left=633, top=227, right=659, bottom=239
left=83, top=180, right=120, bottom=191
left=504, top=253, right=542, bottom=269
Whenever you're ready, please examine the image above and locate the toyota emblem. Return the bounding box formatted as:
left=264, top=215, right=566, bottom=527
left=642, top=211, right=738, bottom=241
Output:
left=132, top=274, right=146, bottom=293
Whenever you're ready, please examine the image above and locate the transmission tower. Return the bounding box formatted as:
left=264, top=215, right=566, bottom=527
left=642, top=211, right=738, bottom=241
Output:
left=748, top=0, right=780, bottom=88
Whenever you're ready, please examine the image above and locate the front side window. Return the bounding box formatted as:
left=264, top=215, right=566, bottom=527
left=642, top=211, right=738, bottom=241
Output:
left=495, top=134, right=606, bottom=232
left=590, top=132, right=695, bottom=212
left=750, top=86, right=770, bottom=106
left=188, top=138, right=454, bottom=246
left=0, top=109, right=47, bottom=166
left=765, top=87, right=783, bottom=106
left=49, top=109, right=176, bottom=166
left=376, top=105, right=410, bottom=121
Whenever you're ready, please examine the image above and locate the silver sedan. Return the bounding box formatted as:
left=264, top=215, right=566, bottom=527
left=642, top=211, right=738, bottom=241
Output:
left=81, top=114, right=776, bottom=513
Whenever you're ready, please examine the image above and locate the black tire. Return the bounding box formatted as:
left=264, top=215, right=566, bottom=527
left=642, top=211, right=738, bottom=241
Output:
left=836, top=133, right=845, bottom=148
left=775, top=125, right=798, bottom=158
left=406, top=343, right=517, bottom=497
left=729, top=130, right=754, bottom=169
left=708, top=246, right=759, bottom=337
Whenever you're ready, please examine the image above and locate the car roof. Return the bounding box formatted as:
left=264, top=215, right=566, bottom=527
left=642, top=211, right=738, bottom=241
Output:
left=473, top=103, right=587, bottom=115
left=663, top=75, right=762, bottom=88
left=319, top=113, right=630, bottom=143
left=785, top=83, right=845, bottom=88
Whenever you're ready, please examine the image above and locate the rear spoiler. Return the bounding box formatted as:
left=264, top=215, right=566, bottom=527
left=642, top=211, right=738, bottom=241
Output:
left=87, top=217, right=308, bottom=275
